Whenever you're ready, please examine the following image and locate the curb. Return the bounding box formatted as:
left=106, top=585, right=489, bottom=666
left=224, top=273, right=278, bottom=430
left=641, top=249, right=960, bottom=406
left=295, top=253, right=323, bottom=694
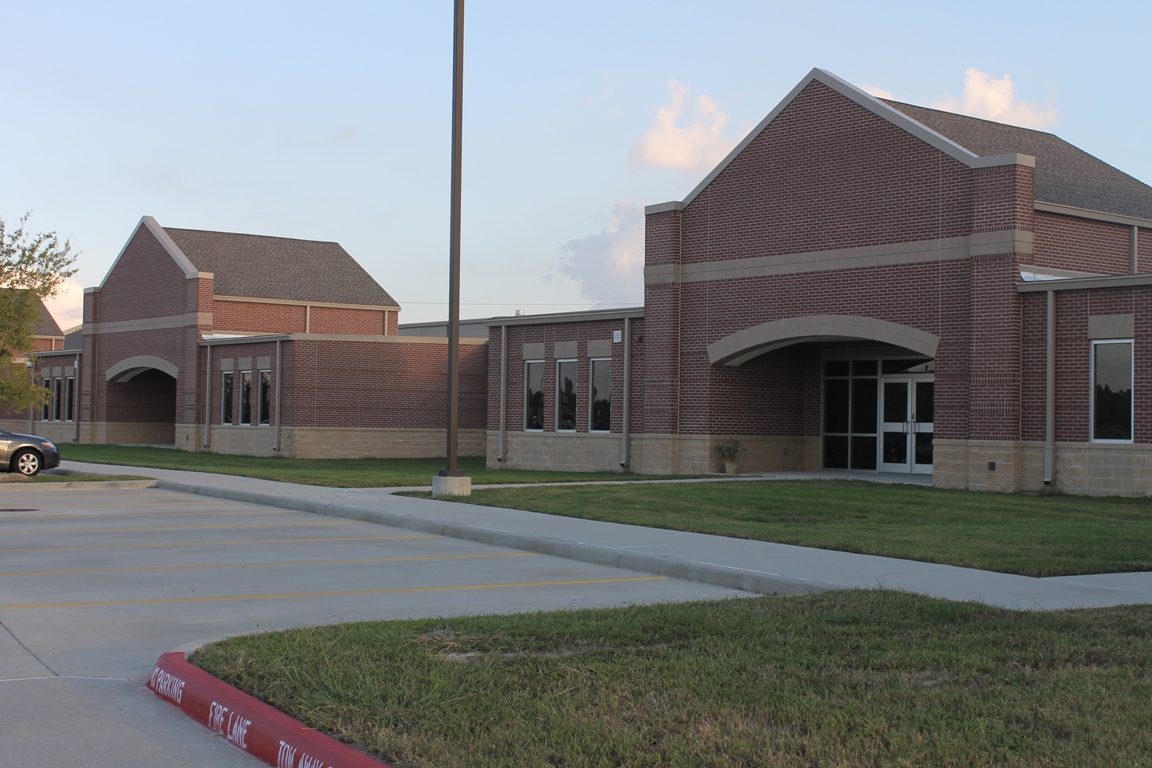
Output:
left=155, top=479, right=839, bottom=597
left=0, top=479, right=159, bottom=490
left=148, top=650, right=389, bottom=768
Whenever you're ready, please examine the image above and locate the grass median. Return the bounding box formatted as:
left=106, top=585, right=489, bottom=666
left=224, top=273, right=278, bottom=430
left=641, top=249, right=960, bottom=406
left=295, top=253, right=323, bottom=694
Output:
left=408, top=479, right=1152, bottom=577
left=193, top=591, right=1152, bottom=768
left=58, top=444, right=689, bottom=488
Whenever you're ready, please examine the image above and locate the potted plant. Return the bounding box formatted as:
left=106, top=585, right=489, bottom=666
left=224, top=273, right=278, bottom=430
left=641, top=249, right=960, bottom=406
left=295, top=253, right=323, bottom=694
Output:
left=713, top=439, right=745, bottom=475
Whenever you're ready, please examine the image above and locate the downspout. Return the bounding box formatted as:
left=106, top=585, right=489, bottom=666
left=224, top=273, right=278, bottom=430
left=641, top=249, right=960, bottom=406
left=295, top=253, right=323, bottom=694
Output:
left=1132, top=226, right=1140, bottom=274
left=497, top=324, right=507, bottom=461
left=273, top=338, right=283, bottom=452
left=1044, top=289, right=1055, bottom=485
left=27, top=362, right=34, bottom=435
left=72, top=353, right=80, bottom=442
left=620, top=316, right=632, bottom=468
left=203, top=344, right=212, bottom=449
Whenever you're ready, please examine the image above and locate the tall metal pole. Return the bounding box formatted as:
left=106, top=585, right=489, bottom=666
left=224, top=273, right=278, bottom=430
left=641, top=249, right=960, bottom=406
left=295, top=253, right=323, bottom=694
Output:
left=442, top=0, right=465, bottom=477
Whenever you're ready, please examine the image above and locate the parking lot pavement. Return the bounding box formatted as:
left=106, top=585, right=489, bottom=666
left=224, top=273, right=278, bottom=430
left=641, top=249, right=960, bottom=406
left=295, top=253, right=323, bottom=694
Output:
left=0, top=486, right=748, bottom=767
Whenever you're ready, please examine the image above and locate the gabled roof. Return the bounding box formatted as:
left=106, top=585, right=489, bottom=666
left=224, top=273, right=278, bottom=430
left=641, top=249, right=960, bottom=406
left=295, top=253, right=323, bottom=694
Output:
left=32, top=294, right=63, bottom=337
left=883, top=102, right=1152, bottom=221
left=99, top=217, right=399, bottom=308
left=165, top=227, right=398, bottom=308
left=652, top=68, right=1152, bottom=223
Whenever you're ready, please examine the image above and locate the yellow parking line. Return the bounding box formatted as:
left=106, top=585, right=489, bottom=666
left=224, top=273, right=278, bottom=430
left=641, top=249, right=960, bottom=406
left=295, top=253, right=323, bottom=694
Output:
left=0, top=552, right=535, bottom=577
left=0, top=520, right=358, bottom=535
left=0, top=576, right=667, bottom=610
left=0, top=535, right=438, bottom=553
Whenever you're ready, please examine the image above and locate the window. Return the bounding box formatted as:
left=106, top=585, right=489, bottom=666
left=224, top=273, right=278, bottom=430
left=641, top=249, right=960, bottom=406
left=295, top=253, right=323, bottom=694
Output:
left=221, top=372, right=234, bottom=425
left=53, top=378, right=62, bottom=421
left=240, top=371, right=252, bottom=425
left=590, top=359, right=611, bottom=432
left=41, top=377, right=50, bottom=421
left=525, top=361, right=544, bottom=430
left=258, top=370, right=271, bottom=426
left=556, top=360, right=577, bottom=431
left=1092, top=340, right=1132, bottom=442
left=64, top=377, right=74, bottom=422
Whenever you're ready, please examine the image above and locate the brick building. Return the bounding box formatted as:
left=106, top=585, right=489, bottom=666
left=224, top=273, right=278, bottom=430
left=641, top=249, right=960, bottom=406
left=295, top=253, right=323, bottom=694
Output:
left=20, top=68, right=1152, bottom=495
left=486, top=69, right=1152, bottom=495
left=28, top=216, right=486, bottom=456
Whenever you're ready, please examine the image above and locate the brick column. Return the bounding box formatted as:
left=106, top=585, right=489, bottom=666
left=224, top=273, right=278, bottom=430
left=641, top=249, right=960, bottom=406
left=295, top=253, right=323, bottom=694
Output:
left=642, top=205, right=683, bottom=439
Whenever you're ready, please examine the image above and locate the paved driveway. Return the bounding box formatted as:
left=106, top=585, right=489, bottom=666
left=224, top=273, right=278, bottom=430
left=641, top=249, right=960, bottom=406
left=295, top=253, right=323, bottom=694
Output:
left=0, top=485, right=746, bottom=767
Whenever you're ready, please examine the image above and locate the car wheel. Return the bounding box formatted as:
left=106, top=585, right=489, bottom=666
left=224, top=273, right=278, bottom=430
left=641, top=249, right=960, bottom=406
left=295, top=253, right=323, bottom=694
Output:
left=13, top=450, right=42, bottom=477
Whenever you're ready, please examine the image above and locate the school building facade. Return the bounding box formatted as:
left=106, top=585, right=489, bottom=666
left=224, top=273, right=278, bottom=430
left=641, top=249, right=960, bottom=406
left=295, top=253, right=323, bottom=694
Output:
left=24, top=69, right=1152, bottom=495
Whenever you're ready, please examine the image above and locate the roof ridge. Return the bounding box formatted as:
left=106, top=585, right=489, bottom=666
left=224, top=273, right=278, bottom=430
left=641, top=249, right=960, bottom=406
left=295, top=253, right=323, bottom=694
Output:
left=162, top=226, right=340, bottom=247
left=881, top=99, right=1061, bottom=139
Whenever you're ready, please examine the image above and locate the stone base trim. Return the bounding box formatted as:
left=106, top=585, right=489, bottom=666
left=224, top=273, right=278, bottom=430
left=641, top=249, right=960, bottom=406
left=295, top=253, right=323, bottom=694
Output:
left=935, top=439, right=1152, bottom=496
left=487, top=432, right=818, bottom=475
left=175, top=424, right=485, bottom=460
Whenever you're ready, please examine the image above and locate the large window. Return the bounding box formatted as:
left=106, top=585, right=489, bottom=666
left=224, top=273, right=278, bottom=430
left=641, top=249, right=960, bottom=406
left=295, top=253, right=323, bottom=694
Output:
left=525, top=361, right=544, bottom=430
left=590, top=359, right=611, bottom=432
left=240, top=371, right=253, bottom=425
left=64, top=377, right=74, bottom=422
left=822, top=359, right=878, bottom=470
left=1092, top=340, right=1132, bottom=442
left=53, top=378, right=62, bottom=421
left=221, top=372, right=234, bottom=425
left=556, top=360, right=577, bottom=431
left=41, top=377, right=50, bottom=421
left=258, top=370, right=271, bottom=426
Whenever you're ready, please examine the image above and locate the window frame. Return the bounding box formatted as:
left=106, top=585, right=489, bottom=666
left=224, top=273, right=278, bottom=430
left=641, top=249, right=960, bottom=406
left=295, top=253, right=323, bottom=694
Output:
left=41, top=377, right=50, bottom=421
left=239, top=371, right=253, bottom=426
left=1090, top=339, right=1134, bottom=444
left=64, top=376, right=74, bottom=422
left=524, top=359, right=545, bottom=432
left=221, top=371, right=234, bottom=425
left=555, top=358, right=578, bottom=433
left=258, top=370, right=272, bottom=426
left=53, top=378, right=62, bottom=421
left=588, top=357, right=612, bottom=433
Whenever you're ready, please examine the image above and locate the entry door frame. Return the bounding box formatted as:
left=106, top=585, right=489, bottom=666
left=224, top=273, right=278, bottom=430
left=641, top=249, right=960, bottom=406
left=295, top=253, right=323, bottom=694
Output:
left=879, top=373, right=934, bottom=474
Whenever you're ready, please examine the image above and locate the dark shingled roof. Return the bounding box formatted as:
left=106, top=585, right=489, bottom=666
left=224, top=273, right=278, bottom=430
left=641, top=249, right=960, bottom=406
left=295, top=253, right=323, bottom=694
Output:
left=164, top=228, right=398, bottom=308
left=32, top=295, right=63, bottom=337
left=883, top=100, right=1152, bottom=221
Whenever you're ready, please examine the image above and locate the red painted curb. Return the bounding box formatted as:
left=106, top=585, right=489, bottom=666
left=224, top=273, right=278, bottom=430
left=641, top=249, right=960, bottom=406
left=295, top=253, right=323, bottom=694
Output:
left=148, top=651, right=390, bottom=768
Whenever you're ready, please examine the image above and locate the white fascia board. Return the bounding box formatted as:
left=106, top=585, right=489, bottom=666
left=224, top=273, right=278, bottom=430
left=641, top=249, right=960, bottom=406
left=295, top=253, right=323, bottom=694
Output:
left=97, top=216, right=199, bottom=290
left=675, top=68, right=1032, bottom=210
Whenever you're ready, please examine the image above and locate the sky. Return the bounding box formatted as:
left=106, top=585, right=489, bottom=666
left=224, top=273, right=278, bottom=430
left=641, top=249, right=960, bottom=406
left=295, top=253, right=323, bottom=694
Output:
left=3, top=1, right=1150, bottom=329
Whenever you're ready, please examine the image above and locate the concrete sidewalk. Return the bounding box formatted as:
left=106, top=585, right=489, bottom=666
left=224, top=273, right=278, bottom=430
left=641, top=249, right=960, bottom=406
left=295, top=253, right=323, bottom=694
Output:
left=61, top=460, right=1152, bottom=611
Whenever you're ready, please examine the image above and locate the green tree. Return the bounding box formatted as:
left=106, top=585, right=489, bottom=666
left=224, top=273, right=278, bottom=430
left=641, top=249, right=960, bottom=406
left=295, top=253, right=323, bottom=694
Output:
left=0, top=214, right=78, bottom=412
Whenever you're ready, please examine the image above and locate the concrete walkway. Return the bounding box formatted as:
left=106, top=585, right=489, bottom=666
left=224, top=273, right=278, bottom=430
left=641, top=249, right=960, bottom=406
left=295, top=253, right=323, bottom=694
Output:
left=61, top=460, right=1152, bottom=611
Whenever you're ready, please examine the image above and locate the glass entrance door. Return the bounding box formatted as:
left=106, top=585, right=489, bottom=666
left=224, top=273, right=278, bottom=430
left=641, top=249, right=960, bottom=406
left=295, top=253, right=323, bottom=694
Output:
left=880, top=378, right=934, bottom=474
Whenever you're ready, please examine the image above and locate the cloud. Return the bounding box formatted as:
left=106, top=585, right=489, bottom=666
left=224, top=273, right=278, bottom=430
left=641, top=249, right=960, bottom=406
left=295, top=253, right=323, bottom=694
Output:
left=860, top=85, right=894, bottom=100
left=43, top=278, right=85, bottom=330
left=931, top=68, right=1056, bottom=129
left=629, top=81, right=737, bottom=173
left=556, top=201, right=645, bottom=305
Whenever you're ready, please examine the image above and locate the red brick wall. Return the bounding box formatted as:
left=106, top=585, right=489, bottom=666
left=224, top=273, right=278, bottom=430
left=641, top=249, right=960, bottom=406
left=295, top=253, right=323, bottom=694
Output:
left=98, top=226, right=189, bottom=323
left=309, top=306, right=387, bottom=335
left=386, top=311, right=399, bottom=336
left=207, top=339, right=487, bottom=430
left=487, top=319, right=643, bottom=436
left=1032, top=212, right=1132, bottom=275
left=213, top=301, right=307, bottom=334
left=1139, top=226, right=1152, bottom=274
left=678, top=81, right=976, bottom=266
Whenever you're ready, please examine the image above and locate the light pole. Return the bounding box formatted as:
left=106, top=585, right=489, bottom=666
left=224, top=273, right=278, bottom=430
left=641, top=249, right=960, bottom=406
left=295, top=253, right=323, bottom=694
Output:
left=433, top=0, right=471, bottom=497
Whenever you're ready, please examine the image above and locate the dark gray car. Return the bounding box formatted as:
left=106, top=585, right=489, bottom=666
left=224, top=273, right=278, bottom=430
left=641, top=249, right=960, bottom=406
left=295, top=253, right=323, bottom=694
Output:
left=0, top=430, right=61, bottom=476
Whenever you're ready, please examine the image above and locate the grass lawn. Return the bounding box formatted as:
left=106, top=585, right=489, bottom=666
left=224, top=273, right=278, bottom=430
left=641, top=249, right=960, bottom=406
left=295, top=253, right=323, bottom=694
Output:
left=411, top=480, right=1152, bottom=577
left=193, top=591, right=1152, bottom=768
left=58, top=444, right=681, bottom=488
